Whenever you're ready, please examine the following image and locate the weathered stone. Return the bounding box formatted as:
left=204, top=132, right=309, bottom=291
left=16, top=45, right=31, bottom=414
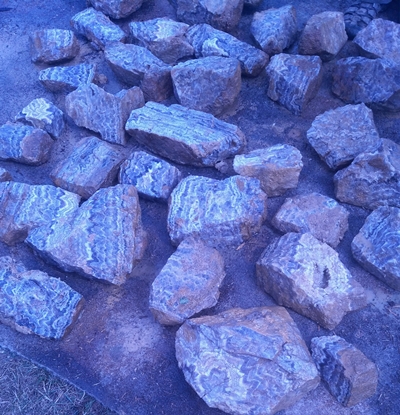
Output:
left=171, top=56, right=241, bottom=116
left=176, top=306, right=320, bottom=415
left=186, top=23, right=269, bottom=77
left=352, top=206, right=400, bottom=291
left=30, top=29, right=79, bottom=64
left=272, top=193, right=349, bottom=248
left=299, top=12, right=347, bottom=62
left=15, top=98, right=65, bottom=139
left=256, top=232, right=367, bottom=329
left=168, top=175, right=267, bottom=246
left=104, top=42, right=172, bottom=102
left=0, top=256, right=84, bottom=339
left=233, top=144, right=303, bottom=197
left=0, top=123, right=53, bottom=165
left=129, top=18, right=194, bottom=64
left=0, top=168, right=12, bottom=182
left=307, top=103, right=381, bottom=170
left=149, top=238, right=225, bottom=325
left=26, top=185, right=146, bottom=286
left=119, top=151, right=181, bottom=202
left=244, top=0, right=262, bottom=7
left=125, top=102, right=246, bottom=167
left=88, top=0, right=143, bottom=19
left=251, top=5, right=297, bottom=55
left=311, top=335, right=378, bottom=407
left=0, top=181, right=80, bottom=245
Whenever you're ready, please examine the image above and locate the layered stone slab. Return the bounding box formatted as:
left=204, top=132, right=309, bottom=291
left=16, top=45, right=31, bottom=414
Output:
left=256, top=232, right=367, bottom=329
left=176, top=306, right=320, bottom=415
left=0, top=168, right=12, bottom=182
left=88, top=0, right=143, bottom=19
left=0, top=256, right=84, bottom=339
left=26, top=185, right=147, bottom=286
left=125, top=102, right=246, bottom=167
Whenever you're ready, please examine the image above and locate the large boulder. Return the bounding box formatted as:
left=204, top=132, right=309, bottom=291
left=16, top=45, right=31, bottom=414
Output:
left=88, top=0, right=143, bottom=19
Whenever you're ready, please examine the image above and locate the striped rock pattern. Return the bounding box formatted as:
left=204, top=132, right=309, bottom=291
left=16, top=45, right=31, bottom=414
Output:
left=176, top=307, right=320, bottom=415
left=89, top=0, right=143, bottom=19
left=26, top=185, right=147, bottom=285
left=0, top=256, right=84, bottom=339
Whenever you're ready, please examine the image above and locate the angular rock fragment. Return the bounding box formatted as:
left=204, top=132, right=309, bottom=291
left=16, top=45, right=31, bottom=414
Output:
left=119, top=151, right=181, bottom=202
left=176, top=306, right=320, bottom=415
left=0, top=256, right=84, bottom=339
left=256, top=232, right=367, bottom=329
left=125, top=102, right=246, bottom=167
left=311, top=335, right=378, bottom=407
left=88, top=0, right=142, bottom=19
left=26, top=185, right=146, bottom=285
left=307, top=103, right=381, bottom=170
left=0, top=168, right=12, bottom=182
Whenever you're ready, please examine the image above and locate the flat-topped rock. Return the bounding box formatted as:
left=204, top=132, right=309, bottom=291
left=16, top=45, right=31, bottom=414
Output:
left=0, top=168, right=12, bottom=182
left=176, top=306, right=320, bottom=415
left=88, top=0, right=143, bottom=19
left=257, top=232, right=367, bottom=330
left=125, top=102, right=246, bottom=167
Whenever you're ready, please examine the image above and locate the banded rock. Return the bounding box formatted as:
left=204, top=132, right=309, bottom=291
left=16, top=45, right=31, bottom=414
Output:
left=0, top=168, right=12, bottom=182
left=88, top=0, right=143, bottom=19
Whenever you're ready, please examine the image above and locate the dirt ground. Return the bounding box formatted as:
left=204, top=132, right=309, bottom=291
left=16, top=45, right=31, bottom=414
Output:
left=0, top=0, right=400, bottom=414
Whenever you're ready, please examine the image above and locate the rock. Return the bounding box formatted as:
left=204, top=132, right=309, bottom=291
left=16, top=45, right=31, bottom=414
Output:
left=149, top=238, right=225, bottom=325
left=256, top=232, right=367, bottom=329
left=352, top=206, right=400, bottom=291
left=70, top=8, right=126, bottom=49
left=104, top=42, right=172, bottom=102
left=88, top=0, right=143, bottom=19
left=65, top=83, right=144, bottom=145
left=0, top=168, right=12, bottom=182
left=244, top=0, right=262, bottom=7
left=50, top=136, right=124, bottom=199
left=119, top=151, right=181, bottom=202
left=298, top=11, right=347, bottom=62
left=251, top=5, right=297, bottom=55
left=0, top=123, right=53, bottom=165
left=125, top=102, right=246, bottom=167
left=30, top=29, right=79, bottom=64
left=311, top=335, right=378, bottom=407
left=0, top=181, right=80, bottom=245
left=168, top=175, right=267, bottom=246
left=266, top=54, right=323, bottom=115
left=26, top=185, right=147, bottom=286
left=307, top=103, right=381, bottom=170
left=176, top=306, right=320, bottom=415
left=171, top=56, right=241, bottom=116
left=272, top=193, right=349, bottom=248
left=233, top=144, right=303, bottom=197
left=0, top=256, right=84, bottom=339
left=15, top=98, right=65, bottom=139
left=186, top=23, right=269, bottom=77
left=129, top=18, right=194, bottom=64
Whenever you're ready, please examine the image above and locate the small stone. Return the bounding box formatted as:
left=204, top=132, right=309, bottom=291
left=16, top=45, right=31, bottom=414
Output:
left=176, top=306, right=320, bottom=415
left=244, top=0, right=262, bottom=7
left=307, top=103, right=381, bottom=170
left=256, top=232, right=367, bottom=330
left=0, top=168, right=12, bottom=182
left=311, top=335, right=378, bottom=407
left=88, top=0, right=143, bottom=19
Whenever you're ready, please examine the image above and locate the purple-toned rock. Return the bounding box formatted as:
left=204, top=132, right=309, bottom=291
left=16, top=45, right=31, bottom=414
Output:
left=176, top=306, right=320, bottom=415
left=0, top=168, right=12, bottom=182
left=311, top=335, right=378, bottom=407
left=307, top=103, right=381, bottom=170
left=256, top=232, right=367, bottom=329
left=0, top=256, right=84, bottom=339
left=125, top=102, right=246, bottom=167
left=266, top=54, right=322, bottom=115
left=88, top=0, right=143, bottom=19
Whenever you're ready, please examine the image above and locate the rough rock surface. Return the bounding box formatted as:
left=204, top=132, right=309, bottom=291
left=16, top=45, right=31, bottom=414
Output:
left=88, top=0, right=143, bottom=19
left=233, top=144, right=303, bottom=197
left=168, top=175, right=267, bottom=246
left=307, top=103, right=381, bottom=170
left=149, top=238, right=225, bottom=325
left=311, top=335, right=378, bottom=407
left=125, top=102, right=246, bottom=167
left=256, top=232, right=367, bottom=329
left=26, top=185, right=147, bottom=286
left=0, top=168, right=12, bottom=182
left=171, top=56, right=241, bottom=116
left=266, top=54, right=322, bottom=115
left=0, top=256, right=84, bottom=339
left=119, top=151, right=181, bottom=202
left=176, top=306, right=320, bottom=415
left=272, top=193, right=349, bottom=248
left=352, top=206, right=400, bottom=291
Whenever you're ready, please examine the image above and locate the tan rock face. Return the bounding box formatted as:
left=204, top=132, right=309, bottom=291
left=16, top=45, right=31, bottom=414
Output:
left=89, top=0, right=143, bottom=19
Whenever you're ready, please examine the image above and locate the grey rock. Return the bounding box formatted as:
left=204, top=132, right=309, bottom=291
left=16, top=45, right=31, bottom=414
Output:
left=307, top=103, right=381, bottom=170
left=244, top=0, right=262, bottom=7
left=125, top=102, right=246, bottom=167
left=0, top=168, right=12, bottom=182
left=176, top=306, right=320, bottom=415
left=88, top=0, right=143, bottom=19
left=256, top=232, right=367, bottom=329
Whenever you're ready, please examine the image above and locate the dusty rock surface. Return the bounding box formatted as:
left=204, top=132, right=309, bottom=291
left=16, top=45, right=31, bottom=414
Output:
left=88, top=0, right=143, bottom=19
